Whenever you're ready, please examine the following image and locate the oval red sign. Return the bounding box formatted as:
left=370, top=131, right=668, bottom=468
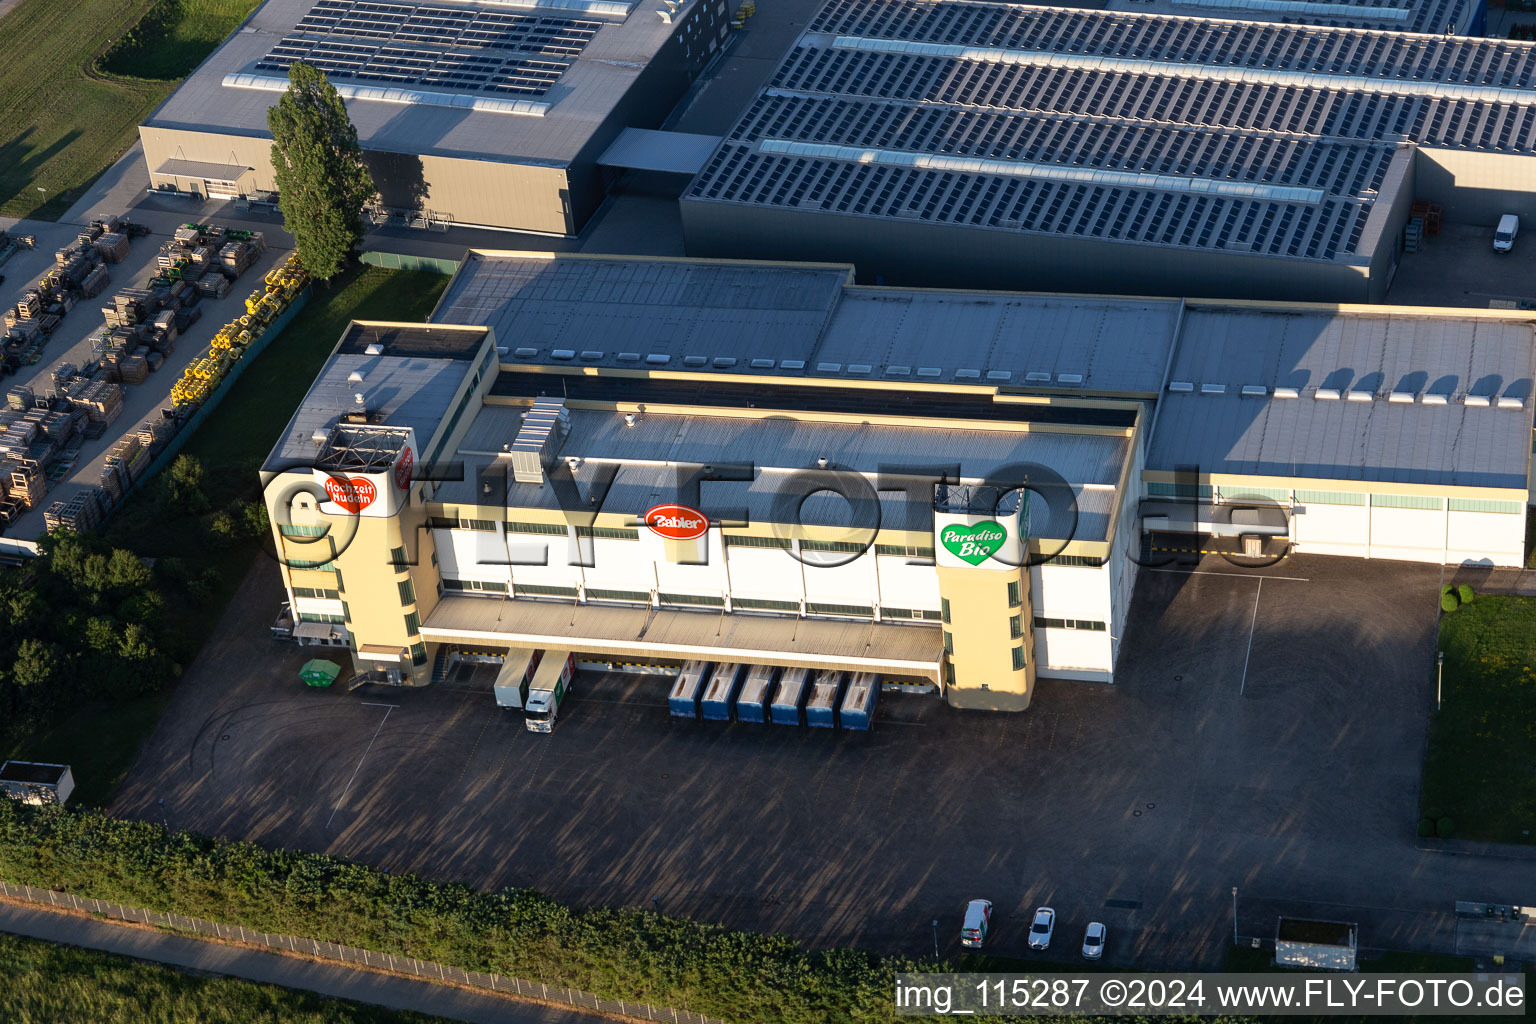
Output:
left=324, top=475, right=377, bottom=513
left=394, top=446, right=414, bottom=491
left=644, top=504, right=708, bottom=541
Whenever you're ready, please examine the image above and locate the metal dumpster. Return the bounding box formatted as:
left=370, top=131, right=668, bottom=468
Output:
left=805, top=670, right=847, bottom=728
left=668, top=660, right=712, bottom=719
left=701, top=662, right=746, bottom=720
left=839, top=672, right=880, bottom=730
left=736, top=664, right=777, bottom=723
left=770, top=666, right=811, bottom=725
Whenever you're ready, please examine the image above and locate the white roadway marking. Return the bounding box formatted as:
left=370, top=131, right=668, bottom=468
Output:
left=326, top=705, right=394, bottom=829
left=1146, top=568, right=1309, bottom=582
left=1239, top=577, right=1263, bottom=696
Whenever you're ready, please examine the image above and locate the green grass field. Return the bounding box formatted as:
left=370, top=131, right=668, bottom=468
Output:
left=100, top=0, right=258, bottom=81
left=0, top=0, right=258, bottom=219
left=0, top=931, right=451, bottom=1024
left=1420, top=594, right=1536, bottom=844
left=9, top=266, right=449, bottom=806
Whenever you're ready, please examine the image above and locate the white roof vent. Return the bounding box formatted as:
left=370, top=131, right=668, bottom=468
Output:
left=816, top=456, right=828, bottom=468
left=780, top=360, right=806, bottom=370
left=848, top=363, right=872, bottom=374
left=1315, top=388, right=1341, bottom=401
left=580, top=350, right=604, bottom=361
left=617, top=352, right=640, bottom=362
left=514, top=346, right=537, bottom=358
left=310, top=428, right=329, bottom=445
left=1464, top=394, right=1491, bottom=407
left=1421, top=393, right=1449, bottom=405
left=750, top=358, right=775, bottom=369
left=714, top=357, right=738, bottom=368
left=886, top=365, right=911, bottom=376
left=496, top=346, right=510, bottom=357
left=1200, top=383, right=1225, bottom=395
left=1347, top=390, right=1373, bottom=402
left=917, top=366, right=943, bottom=377
left=683, top=355, right=708, bottom=367
left=1240, top=385, right=1267, bottom=397
left=353, top=392, right=366, bottom=406
left=816, top=362, right=842, bottom=372
left=347, top=370, right=364, bottom=384
left=645, top=353, right=670, bottom=365
left=987, top=370, right=1012, bottom=381
left=1497, top=396, right=1524, bottom=409
left=1388, top=391, right=1415, bottom=404
left=552, top=349, right=575, bottom=360
left=1057, top=373, right=1084, bottom=385
left=1167, top=380, right=1195, bottom=393
left=1272, top=387, right=1299, bottom=399
left=364, top=343, right=384, bottom=356
left=1025, top=371, right=1052, bottom=382
left=955, top=368, right=981, bottom=379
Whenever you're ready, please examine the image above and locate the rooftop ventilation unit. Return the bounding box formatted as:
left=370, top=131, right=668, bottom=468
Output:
left=1273, top=387, right=1299, bottom=399
left=496, top=346, right=510, bottom=357
left=887, top=365, right=912, bottom=376
left=1240, top=385, right=1267, bottom=397
left=617, top=352, right=640, bottom=362
left=1167, top=381, right=1195, bottom=392
left=552, top=349, right=575, bottom=360
left=508, top=397, right=570, bottom=485
left=347, top=370, right=365, bottom=384
left=1315, top=388, right=1341, bottom=401
left=624, top=413, right=637, bottom=427
left=750, top=358, right=775, bottom=369
left=848, top=363, right=872, bottom=374
left=956, top=368, right=980, bottom=379
left=1200, top=383, right=1225, bottom=394
left=917, top=366, right=942, bottom=377
left=1497, top=396, right=1524, bottom=409
left=714, top=357, right=737, bottom=368
left=364, top=343, right=384, bottom=356
left=311, top=428, right=330, bottom=446
left=580, top=350, right=604, bottom=361
left=1057, top=373, right=1084, bottom=385
left=1347, top=390, right=1373, bottom=402
left=987, top=370, right=1012, bottom=381
left=513, top=347, right=537, bottom=358
left=683, top=355, right=708, bottom=367
left=1421, top=393, right=1449, bottom=405
left=816, top=362, right=841, bottom=372
left=353, top=392, right=367, bottom=405
left=1464, top=395, right=1491, bottom=407
left=1388, top=391, right=1415, bottom=404
left=1025, top=371, right=1052, bottom=382
left=645, top=354, right=670, bottom=365
left=781, top=360, right=806, bottom=370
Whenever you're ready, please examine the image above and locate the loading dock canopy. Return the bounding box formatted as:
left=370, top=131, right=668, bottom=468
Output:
left=293, top=621, right=346, bottom=641
left=1139, top=500, right=1289, bottom=537
left=154, top=159, right=253, bottom=181
left=597, top=128, right=722, bottom=175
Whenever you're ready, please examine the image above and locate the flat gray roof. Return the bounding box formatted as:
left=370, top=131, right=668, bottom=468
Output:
left=432, top=253, right=1181, bottom=392
left=146, top=0, right=683, bottom=166
left=443, top=403, right=1128, bottom=541
left=599, top=128, right=723, bottom=174
left=1149, top=309, right=1536, bottom=489
left=684, top=0, right=1536, bottom=264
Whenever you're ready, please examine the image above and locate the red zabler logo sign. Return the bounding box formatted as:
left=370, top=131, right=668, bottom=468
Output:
left=643, top=504, right=709, bottom=541
left=394, top=446, right=414, bottom=491
left=324, top=476, right=377, bottom=513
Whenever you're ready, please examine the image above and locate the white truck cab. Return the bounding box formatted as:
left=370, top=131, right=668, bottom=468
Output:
left=1494, top=214, right=1519, bottom=253
left=524, top=651, right=574, bottom=733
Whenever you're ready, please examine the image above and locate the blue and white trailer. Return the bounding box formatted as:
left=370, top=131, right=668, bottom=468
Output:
left=770, top=666, right=811, bottom=725
left=701, top=662, right=746, bottom=720
left=839, top=672, right=880, bottom=730
left=668, top=660, right=712, bottom=719
left=805, top=670, right=847, bottom=728
left=736, top=664, right=777, bottom=723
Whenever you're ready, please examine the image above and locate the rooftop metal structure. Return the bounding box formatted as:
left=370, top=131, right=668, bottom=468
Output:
left=685, top=0, right=1536, bottom=267
left=316, top=424, right=415, bottom=472
left=1149, top=309, right=1536, bottom=488
left=146, top=0, right=686, bottom=164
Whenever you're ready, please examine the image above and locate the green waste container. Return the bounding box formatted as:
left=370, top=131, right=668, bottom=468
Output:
left=299, top=659, right=341, bottom=688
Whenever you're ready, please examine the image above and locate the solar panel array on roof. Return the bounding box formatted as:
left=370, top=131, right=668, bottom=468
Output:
left=254, top=0, right=606, bottom=96
left=687, top=0, right=1536, bottom=264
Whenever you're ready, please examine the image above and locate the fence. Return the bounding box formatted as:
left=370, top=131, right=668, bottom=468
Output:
left=361, top=251, right=461, bottom=275
left=0, top=879, right=728, bottom=1024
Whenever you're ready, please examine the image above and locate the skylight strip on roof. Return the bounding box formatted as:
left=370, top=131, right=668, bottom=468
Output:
left=757, top=139, right=1326, bottom=203
left=223, top=72, right=550, bottom=115
left=1171, top=0, right=1412, bottom=20
left=828, top=36, right=1536, bottom=106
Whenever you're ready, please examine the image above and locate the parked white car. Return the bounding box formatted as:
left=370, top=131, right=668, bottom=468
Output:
left=1082, top=921, right=1107, bottom=960
left=1493, top=214, right=1519, bottom=253
left=1028, top=906, right=1055, bottom=950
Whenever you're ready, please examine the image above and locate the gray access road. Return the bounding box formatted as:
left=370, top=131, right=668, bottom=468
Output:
left=0, top=901, right=604, bottom=1024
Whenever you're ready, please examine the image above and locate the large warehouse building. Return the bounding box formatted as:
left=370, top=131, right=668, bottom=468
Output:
left=262, top=253, right=1535, bottom=708
left=139, top=0, right=730, bottom=233
left=680, top=0, right=1536, bottom=302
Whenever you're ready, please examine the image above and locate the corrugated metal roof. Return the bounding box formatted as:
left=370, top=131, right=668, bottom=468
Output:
left=445, top=403, right=1127, bottom=541
left=1149, top=310, right=1536, bottom=487
left=433, top=253, right=1180, bottom=391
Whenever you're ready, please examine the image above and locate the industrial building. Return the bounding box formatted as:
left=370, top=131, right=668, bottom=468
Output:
left=139, top=0, right=730, bottom=233
left=680, top=0, right=1536, bottom=302
left=261, top=253, right=1535, bottom=709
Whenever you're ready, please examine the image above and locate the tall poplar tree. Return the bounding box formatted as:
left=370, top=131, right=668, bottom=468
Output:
left=267, top=62, right=375, bottom=280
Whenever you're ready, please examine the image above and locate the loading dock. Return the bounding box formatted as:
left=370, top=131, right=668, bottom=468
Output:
left=771, top=667, right=811, bottom=726
left=736, top=665, right=777, bottom=723
left=701, top=663, right=746, bottom=721
left=806, top=671, right=847, bottom=729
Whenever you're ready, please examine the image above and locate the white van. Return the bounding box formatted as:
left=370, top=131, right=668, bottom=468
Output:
left=1494, top=214, right=1519, bottom=253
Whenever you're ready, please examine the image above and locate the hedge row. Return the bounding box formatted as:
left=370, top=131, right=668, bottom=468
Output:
left=0, top=803, right=1253, bottom=1024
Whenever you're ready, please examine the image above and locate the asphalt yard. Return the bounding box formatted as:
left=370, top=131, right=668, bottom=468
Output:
left=114, top=553, right=1536, bottom=968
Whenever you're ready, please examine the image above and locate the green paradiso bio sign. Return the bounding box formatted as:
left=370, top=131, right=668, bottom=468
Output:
left=940, top=521, right=1009, bottom=566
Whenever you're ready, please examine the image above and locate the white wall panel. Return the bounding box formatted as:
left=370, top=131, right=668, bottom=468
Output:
left=724, top=546, right=806, bottom=603
left=875, top=554, right=940, bottom=611
left=1446, top=510, right=1525, bottom=567
left=1292, top=503, right=1369, bottom=557
left=1035, top=628, right=1113, bottom=677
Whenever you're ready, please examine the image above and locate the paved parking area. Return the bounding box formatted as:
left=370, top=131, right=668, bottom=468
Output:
left=1387, top=223, right=1536, bottom=309
left=112, top=553, right=1536, bottom=968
